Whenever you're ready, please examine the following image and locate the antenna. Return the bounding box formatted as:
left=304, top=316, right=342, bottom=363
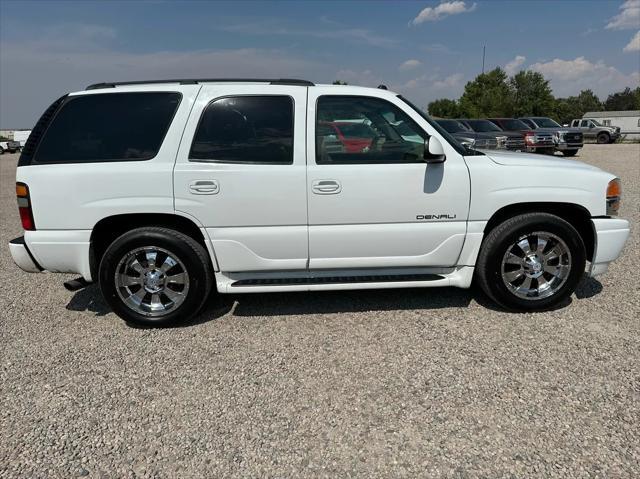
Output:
left=482, top=45, right=486, bottom=74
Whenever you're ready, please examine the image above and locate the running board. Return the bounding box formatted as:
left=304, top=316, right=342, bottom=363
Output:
left=231, top=273, right=444, bottom=287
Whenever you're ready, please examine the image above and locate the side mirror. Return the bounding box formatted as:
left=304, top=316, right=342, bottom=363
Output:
left=424, top=136, right=446, bottom=163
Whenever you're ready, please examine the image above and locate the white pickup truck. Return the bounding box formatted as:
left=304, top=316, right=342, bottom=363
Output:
left=9, top=79, right=630, bottom=326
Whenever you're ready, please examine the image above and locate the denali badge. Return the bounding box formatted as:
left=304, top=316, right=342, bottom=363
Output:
left=416, top=214, right=457, bottom=220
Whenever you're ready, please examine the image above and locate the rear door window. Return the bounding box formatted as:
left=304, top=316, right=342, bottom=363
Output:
left=190, top=96, right=294, bottom=164
left=34, top=92, right=181, bottom=163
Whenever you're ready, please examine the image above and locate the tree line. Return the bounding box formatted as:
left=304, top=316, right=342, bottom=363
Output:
left=427, top=68, right=640, bottom=124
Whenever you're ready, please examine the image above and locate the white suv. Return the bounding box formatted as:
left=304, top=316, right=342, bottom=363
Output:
left=9, top=79, right=630, bottom=326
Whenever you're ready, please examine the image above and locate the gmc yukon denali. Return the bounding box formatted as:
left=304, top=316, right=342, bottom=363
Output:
left=9, top=79, right=630, bottom=326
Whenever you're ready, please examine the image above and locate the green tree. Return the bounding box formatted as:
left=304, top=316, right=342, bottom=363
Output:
left=427, top=98, right=460, bottom=118
left=458, top=68, right=513, bottom=118
left=510, top=70, right=555, bottom=117
left=332, top=80, right=348, bottom=85
left=604, top=87, right=639, bottom=111
left=553, top=89, right=602, bottom=124
left=552, top=98, right=581, bottom=125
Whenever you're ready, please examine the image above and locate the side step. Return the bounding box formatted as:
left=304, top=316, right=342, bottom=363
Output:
left=231, top=273, right=443, bottom=287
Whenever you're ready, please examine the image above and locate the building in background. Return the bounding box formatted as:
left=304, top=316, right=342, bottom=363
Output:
left=0, top=129, right=32, bottom=146
left=583, top=111, right=640, bottom=141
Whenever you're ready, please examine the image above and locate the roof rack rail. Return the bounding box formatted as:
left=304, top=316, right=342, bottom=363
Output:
left=86, top=78, right=314, bottom=90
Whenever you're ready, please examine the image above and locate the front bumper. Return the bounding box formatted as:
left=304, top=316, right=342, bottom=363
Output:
left=9, top=237, right=42, bottom=273
left=589, top=218, right=630, bottom=277
left=556, top=142, right=583, bottom=151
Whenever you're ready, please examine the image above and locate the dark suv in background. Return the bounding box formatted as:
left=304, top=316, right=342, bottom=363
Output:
left=458, top=119, right=526, bottom=151
left=519, top=117, right=583, bottom=157
left=488, top=118, right=555, bottom=154
left=435, top=119, right=498, bottom=149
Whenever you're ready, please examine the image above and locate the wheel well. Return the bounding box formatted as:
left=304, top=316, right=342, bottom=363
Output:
left=483, top=203, right=595, bottom=261
left=89, top=213, right=207, bottom=279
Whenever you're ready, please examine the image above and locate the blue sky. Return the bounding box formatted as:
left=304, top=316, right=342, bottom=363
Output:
left=1, top=0, right=639, bottom=128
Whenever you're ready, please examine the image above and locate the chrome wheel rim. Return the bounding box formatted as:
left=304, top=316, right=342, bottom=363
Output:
left=115, top=246, right=189, bottom=317
left=501, top=231, right=571, bottom=301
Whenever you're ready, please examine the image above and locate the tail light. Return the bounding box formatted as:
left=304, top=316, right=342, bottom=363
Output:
left=606, top=178, right=622, bottom=216
left=16, top=182, right=36, bottom=230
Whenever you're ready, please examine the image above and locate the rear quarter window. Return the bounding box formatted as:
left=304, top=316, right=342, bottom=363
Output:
left=33, top=92, right=181, bottom=163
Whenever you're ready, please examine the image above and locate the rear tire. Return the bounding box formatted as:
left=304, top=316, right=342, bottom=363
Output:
left=597, top=133, right=610, bottom=144
left=476, top=213, right=586, bottom=311
left=99, top=227, right=213, bottom=326
left=562, top=149, right=578, bottom=157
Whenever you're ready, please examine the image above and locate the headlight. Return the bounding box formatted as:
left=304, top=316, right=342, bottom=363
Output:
left=606, top=178, right=622, bottom=216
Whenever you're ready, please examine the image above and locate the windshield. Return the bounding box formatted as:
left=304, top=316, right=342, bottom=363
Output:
left=397, top=96, right=482, bottom=156
left=496, top=119, right=529, bottom=130
left=533, top=117, right=561, bottom=128
left=435, top=119, right=470, bottom=133
left=590, top=119, right=603, bottom=126
left=465, top=119, right=503, bottom=132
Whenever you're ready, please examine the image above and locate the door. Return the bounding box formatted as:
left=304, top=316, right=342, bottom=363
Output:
left=174, top=85, right=308, bottom=272
left=306, top=88, right=471, bottom=269
left=579, top=119, right=594, bottom=139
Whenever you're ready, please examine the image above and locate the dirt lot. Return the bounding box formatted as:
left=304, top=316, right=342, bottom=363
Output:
left=1, top=144, right=639, bottom=478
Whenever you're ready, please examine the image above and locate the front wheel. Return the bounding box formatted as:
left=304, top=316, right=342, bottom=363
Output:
left=99, top=227, right=213, bottom=326
left=475, top=213, right=586, bottom=311
left=562, top=149, right=578, bottom=157
left=597, top=133, right=610, bottom=144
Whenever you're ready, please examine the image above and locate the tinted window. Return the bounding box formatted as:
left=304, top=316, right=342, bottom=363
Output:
left=35, top=92, right=181, bottom=163
left=190, top=96, right=293, bottom=164
left=533, top=117, right=561, bottom=128
left=436, top=119, right=470, bottom=133
left=316, top=96, right=427, bottom=164
left=495, top=119, right=529, bottom=130
left=465, top=120, right=502, bottom=132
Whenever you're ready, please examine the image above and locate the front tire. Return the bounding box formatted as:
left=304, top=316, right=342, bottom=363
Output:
left=597, top=133, right=610, bottom=144
left=99, top=227, right=213, bottom=326
left=476, top=213, right=586, bottom=311
left=562, top=149, right=578, bottom=157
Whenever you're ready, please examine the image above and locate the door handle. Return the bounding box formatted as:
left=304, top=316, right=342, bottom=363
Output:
left=312, top=180, right=341, bottom=195
left=189, top=180, right=219, bottom=195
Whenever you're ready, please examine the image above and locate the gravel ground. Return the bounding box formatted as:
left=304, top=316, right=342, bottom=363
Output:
left=1, top=144, right=639, bottom=478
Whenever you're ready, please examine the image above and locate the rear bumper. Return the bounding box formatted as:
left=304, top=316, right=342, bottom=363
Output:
left=9, top=236, right=42, bottom=273
left=589, top=218, right=630, bottom=277
left=8, top=230, right=93, bottom=280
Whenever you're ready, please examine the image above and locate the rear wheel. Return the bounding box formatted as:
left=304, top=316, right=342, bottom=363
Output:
left=476, top=213, right=586, bottom=311
left=562, top=149, right=578, bottom=157
left=99, top=227, right=213, bottom=326
left=597, top=133, right=610, bottom=144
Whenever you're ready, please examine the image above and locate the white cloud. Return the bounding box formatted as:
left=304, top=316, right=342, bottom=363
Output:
left=624, top=30, right=640, bottom=51
left=221, top=21, right=396, bottom=47
left=410, top=1, right=477, bottom=25
left=504, top=55, right=526, bottom=76
left=400, top=59, right=422, bottom=71
left=433, top=73, right=464, bottom=89
left=529, top=56, right=640, bottom=97
left=606, top=0, right=640, bottom=30
left=334, top=69, right=381, bottom=87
